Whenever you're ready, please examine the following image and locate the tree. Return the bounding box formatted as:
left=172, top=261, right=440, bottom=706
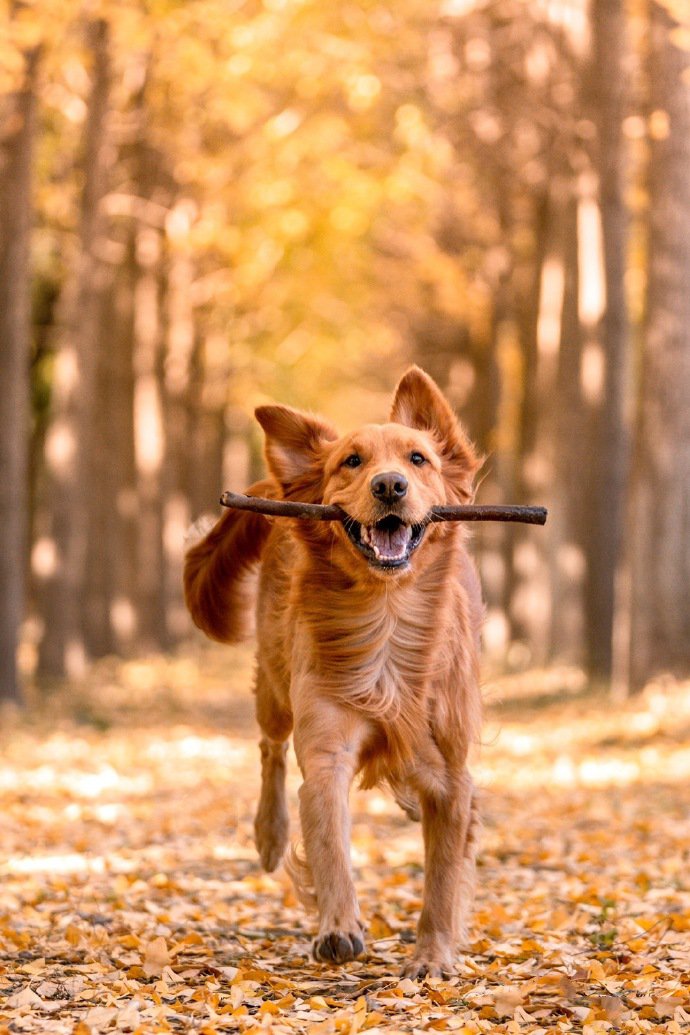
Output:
left=0, top=40, right=39, bottom=702
left=626, top=1, right=690, bottom=690
left=414, top=1, right=585, bottom=664
left=37, top=18, right=113, bottom=677
left=584, top=0, right=632, bottom=680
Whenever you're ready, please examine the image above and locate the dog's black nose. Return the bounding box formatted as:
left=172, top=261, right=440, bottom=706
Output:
left=371, top=471, right=408, bottom=503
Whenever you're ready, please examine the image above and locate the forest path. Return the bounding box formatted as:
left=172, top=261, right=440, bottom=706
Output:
left=1, top=648, right=690, bottom=1033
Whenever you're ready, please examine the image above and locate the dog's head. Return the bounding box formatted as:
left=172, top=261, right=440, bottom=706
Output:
left=255, top=366, right=481, bottom=578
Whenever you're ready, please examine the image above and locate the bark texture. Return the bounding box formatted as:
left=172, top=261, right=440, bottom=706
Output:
left=37, top=20, right=112, bottom=677
left=0, top=47, right=39, bottom=702
left=585, top=0, right=632, bottom=680
left=628, top=3, right=690, bottom=689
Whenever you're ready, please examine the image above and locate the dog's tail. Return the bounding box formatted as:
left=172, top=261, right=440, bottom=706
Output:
left=184, top=479, right=274, bottom=644
left=284, top=841, right=318, bottom=912
left=457, top=779, right=481, bottom=946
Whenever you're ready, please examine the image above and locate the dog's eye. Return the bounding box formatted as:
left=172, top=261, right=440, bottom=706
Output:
left=410, top=452, right=427, bottom=466
left=342, top=453, right=362, bottom=469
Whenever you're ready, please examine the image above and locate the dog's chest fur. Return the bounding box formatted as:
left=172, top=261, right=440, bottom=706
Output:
left=293, top=539, right=459, bottom=729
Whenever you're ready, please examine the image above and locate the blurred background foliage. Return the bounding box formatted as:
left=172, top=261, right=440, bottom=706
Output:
left=1, top=0, right=689, bottom=703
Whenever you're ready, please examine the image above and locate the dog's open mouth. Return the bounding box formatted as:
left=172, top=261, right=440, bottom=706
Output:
left=344, top=514, right=426, bottom=569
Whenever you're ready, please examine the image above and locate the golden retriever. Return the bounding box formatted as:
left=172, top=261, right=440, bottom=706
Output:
left=184, top=366, right=483, bottom=978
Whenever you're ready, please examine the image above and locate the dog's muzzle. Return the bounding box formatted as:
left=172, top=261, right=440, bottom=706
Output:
left=343, top=514, right=426, bottom=569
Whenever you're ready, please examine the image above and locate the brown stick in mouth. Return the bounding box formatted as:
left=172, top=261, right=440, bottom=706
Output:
left=220, top=491, right=547, bottom=526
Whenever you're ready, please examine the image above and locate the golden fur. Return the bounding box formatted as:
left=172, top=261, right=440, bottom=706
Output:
left=184, top=367, right=484, bottom=977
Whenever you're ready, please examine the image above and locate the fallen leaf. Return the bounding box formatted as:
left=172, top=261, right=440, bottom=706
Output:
left=7, top=986, right=42, bottom=1009
left=142, top=936, right=172, bottom=977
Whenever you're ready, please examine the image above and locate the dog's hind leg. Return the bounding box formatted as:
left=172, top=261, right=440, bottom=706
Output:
left=254, top=668, right=293, bottom=873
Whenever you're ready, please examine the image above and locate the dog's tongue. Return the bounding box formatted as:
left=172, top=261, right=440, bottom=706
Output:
left=370, top=522, right=412, bottom=560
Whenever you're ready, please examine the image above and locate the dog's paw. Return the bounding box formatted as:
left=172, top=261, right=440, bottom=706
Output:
left=400, top=957, right=455, bottom=980
left=313, top=928, right=365, bottom=964
left=254, top=811, right=289, bottom=873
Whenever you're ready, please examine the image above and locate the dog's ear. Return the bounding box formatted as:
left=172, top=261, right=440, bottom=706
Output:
left=390, top=366, right=481, bottom=501
left=255, top=404, right=338, bottom=498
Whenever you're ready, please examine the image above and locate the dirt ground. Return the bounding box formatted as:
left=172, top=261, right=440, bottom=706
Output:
left=1, top=645, right=690, bottom=1033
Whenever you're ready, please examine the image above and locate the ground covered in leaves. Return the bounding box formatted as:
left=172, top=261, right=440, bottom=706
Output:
left=2, top=648, right=690, bottom=1034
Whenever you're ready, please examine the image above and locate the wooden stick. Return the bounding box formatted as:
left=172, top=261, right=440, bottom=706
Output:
left=220, top=491, right=547, bottom=526
left=428, top=504, right=547, bottom=525
left=220, top=491, right=344, bottom=521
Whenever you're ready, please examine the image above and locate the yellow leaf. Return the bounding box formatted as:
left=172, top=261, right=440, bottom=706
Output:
left=427, top=988, right=448, bottom=1005
left=259, top=1001, right=281, bottom=1015
left=493, top=984, right=526, bottom=1013
left=308, top=1021, right=335, bottom=1035
left=161, top=965, right=181, bottom=984
left=142, top=936, right=171, bottom=977
left=178, top=932, right=205, bottom=946
left=309, top=996, right=330, bottom=1010
left=369, top=913, right=394, bottom=938
left=275, top=995, right=296, bottom=1008
left=20, top=958, right=46, bottom=975
left=7, top=985, right=42, bottom=1009
left=361, top=1012, right=385, bottom=1029
left=588, top=960, right=607, bottom=983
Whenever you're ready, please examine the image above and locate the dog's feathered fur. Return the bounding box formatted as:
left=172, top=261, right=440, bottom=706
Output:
left=184, top=367, right=484, bottom=977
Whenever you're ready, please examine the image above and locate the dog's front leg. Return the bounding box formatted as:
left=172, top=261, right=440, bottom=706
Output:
left=293, top=699, right=367, bottom=964
left=403, top=768, right=475, bottom=979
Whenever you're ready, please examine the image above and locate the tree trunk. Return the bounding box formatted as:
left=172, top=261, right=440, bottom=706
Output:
left=585, top=0, right=632, bottom=681
left=37, top=19, right=113, bottom=678
left=161, top=231, right=197, bottom=640
left=510, top=179, right=571, bottom=665
left=133, top=221, right=169, bottom=652
left=82, top=234, right=138, bottom=658
left=626, top=2, right=690, bottom=690
left=550, top=191, right=588, bottom=661
left=0, top=46, right=39, bottom=702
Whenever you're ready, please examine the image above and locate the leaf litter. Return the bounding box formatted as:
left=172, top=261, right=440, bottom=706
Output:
left=1, top=648, right=690, bottom=1033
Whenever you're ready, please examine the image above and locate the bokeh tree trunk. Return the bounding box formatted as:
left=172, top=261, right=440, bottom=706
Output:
left=550, top=190, right=588, bottom=661
left=585, top=0, right=632, bottom=681
left=82, top=235, right=138, bottom=658
left=37, top=19, right=113, bottom=678
left=627, top=2, right=690, bottom=690
left=133, top=218, right=170, bottom=652
left=0, top=46, right=39, bottom=702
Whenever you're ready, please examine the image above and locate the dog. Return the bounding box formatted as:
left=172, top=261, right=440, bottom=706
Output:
left=184, top=366, right=483, bottom=978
